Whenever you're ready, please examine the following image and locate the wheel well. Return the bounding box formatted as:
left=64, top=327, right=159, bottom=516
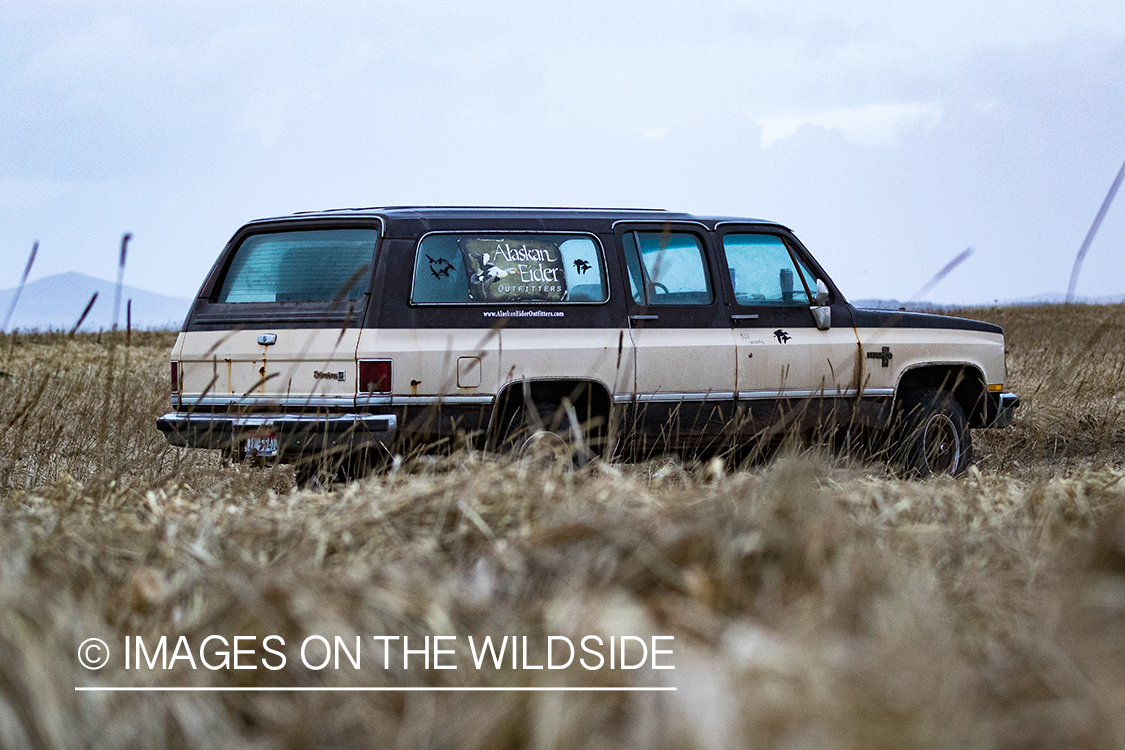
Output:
left=488, top=379, right=613, bottom=453
left=896, top=365, right=989, bottom=427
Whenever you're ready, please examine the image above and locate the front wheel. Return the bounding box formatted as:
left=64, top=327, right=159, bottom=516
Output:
left=892, top=388, right=972, bottom=477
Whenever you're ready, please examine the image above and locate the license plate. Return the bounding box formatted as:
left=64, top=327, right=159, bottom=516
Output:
left=245, top=433, right=278, bottom=458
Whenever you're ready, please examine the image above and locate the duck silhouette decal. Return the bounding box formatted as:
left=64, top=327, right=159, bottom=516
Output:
left=426, top=254, right=455, bottom=280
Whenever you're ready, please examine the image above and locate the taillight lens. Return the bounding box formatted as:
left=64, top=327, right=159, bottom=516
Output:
left=171, top=361, right=179, bottom=393
left=358, top=360, right=392, bottom=393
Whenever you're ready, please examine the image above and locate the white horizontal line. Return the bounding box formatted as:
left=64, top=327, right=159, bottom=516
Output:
left=75, top=686, right=676, bottom=693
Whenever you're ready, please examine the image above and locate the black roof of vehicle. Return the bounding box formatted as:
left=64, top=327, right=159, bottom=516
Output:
left=247, top=206, right=787, bottom=231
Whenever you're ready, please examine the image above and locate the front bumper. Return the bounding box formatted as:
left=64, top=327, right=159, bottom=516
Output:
left=987, top=392, right=1020, bottom=428
left=156, top=412, right=398, bottom=456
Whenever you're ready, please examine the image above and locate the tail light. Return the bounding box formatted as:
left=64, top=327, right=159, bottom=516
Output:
left=358, top=359, right=392, bottom=393
left=171, top=360, right=179, bottom=393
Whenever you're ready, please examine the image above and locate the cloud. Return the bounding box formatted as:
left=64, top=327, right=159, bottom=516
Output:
left=758, top=102, right=943, bottom=148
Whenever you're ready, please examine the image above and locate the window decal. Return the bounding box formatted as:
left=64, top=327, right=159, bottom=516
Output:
left=463, top=238, right=567, bottom=302
left=426, top=254, right=456, bottom=280
left=412, top=233, right=608, bottom=305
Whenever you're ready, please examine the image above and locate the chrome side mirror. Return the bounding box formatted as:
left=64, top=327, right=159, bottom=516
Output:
left=811, top=279, right=831, bottom=330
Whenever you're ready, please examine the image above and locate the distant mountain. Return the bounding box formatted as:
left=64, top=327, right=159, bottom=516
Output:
left=0, top=272, right=192, bottom=332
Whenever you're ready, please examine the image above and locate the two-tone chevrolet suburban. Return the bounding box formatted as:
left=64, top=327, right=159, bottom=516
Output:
left=156, top=207, right=1019, bottom=479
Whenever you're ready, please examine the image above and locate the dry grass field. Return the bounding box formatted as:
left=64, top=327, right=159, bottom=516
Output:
left=2, top=306, right=1125, bottom=749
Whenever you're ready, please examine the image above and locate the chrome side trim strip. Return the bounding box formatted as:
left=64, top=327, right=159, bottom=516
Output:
left=611, top=388, right=895, bottom=404
left=178, top=390, right=896, bottom=411
left=738, top=388, right=894, bottom=400
left=177, top=395, right=357, bottom=409
left=635, top=392, right=736, bottom=403
left=612, top=392, right=736, bottom=404
left=357, top=395, right=495, bottom=407
left=176, top=394, right=498, bottom=409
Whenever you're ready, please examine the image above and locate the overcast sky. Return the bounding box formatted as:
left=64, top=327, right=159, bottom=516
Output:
left=2, top=1, right=1123, bottom=305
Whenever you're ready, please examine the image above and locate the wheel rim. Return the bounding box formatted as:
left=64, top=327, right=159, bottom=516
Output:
left=518, top=430, right=572, bottom=467
left=920, top=413, right=961, bottom=474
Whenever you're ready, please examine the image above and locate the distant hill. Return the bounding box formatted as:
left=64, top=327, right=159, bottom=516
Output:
left=995, top=293, right=1125, bottom=305
left=850, top=298, right=947, bottom=311
left=0, top=273, right=192, bottom=332
left=852, top=294, right=1125, bottom=310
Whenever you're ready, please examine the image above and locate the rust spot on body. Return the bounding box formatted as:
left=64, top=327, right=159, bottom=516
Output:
left=410, top=379, right=421, bottom=395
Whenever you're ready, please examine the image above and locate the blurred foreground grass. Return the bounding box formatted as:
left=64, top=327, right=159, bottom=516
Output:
left=2, top=307, right=1125, bottom=749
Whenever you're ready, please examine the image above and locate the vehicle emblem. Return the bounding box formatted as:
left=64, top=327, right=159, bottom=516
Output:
left=867, top=346, right=893, bottom=367
left=257, top=333, right=277, bottom=346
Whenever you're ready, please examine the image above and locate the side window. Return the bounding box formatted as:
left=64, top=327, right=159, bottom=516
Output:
left=622, top=231, right=714, bottom=306
left=722, top=234, right=818, bottom=306
left=411, top=234, right=608, bottom=304
left=412, top=234, right=470, bottom=303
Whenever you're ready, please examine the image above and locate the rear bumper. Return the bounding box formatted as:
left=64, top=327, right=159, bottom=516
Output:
left=156, top=412, right=398, bottom=455
left=987, top=392, right=1020, bottom=428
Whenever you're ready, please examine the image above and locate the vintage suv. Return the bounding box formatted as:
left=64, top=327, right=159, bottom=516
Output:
left=156, top=206, right=1019, bottom=477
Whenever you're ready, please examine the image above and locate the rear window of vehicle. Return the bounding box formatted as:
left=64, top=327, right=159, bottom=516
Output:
left=411, top=233, right=608, bottom=304
left=214, top=228, right=377, bottom=303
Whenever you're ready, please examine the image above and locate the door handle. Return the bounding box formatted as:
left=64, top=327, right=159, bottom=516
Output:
left=730, top=314, right=759, bottom=325
left=629, top=314, right=659, bottom=322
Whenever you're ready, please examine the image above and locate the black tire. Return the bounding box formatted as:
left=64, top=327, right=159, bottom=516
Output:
left=508, top=400, right=592, bottom=468
left=892, top=388, right=972, bottom=477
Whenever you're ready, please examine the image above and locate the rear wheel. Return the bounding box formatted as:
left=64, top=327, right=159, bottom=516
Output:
left=892, top=388, right=972, bottom=476
left=508, top=400, right=592, bottom=468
